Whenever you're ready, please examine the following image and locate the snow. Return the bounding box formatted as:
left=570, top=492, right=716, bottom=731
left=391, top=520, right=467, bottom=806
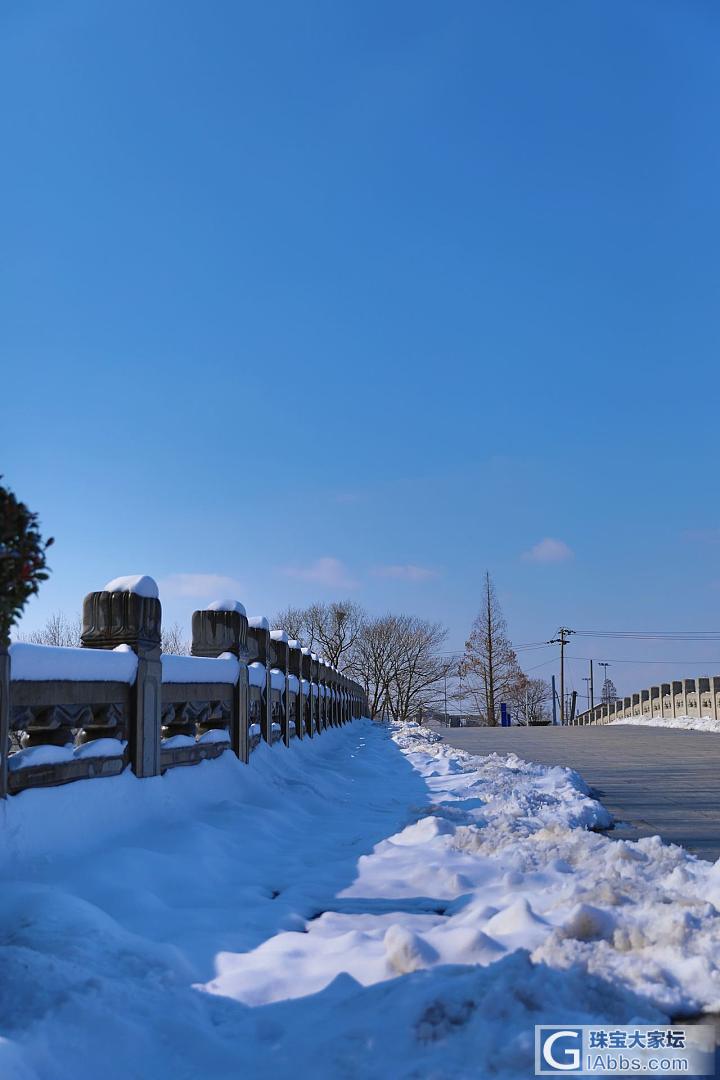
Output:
left=270, top=668, right=286, bottom=690
left=162, top=734, right=196, bottom=748
left=288, top=675, right=300, bottom=694
left=9, top=739, right=126, bottom=771
left=247, top=661, right=266, bottom=688
left=288, top=639, right=301, bottom=650
left=4, top=720, right=720, bottom=1079
left=206, top=599, right=247, bottom=615
left=611, top=714, right=720, bottom=733
left=161, top=652, right=239, bottom=684
left=103, top=575, right=159, bottom=599
left=8, top=745, right=75, bottom=770
left=197, top=729, right=231, bottom=745
left=74, top=738, right=127, bottom=759
left=9, top=643, right=138, bottom=683
left=270, top=630, right=288, bottom=643
left=248, top=616, right=269, bottom=631
left=301, top=679, right=311, bottom=696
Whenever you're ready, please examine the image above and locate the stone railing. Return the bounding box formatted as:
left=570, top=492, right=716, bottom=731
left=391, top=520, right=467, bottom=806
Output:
left=575, top=676, right=720, bottom=726
left=0, top=578, right=366, bottom=798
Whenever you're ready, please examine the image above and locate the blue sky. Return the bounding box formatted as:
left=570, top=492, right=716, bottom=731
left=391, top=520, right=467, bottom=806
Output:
left=2, top=0, right=719, bottom=699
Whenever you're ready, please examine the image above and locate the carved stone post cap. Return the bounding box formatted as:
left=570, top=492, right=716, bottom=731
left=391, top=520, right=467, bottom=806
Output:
left=82, top=582, right=161, bottom=656
left=192, top=605, right=249, bottom=659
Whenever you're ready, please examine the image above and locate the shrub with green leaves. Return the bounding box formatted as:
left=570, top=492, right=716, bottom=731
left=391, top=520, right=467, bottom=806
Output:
left=0, top=479, right=53, bottom=648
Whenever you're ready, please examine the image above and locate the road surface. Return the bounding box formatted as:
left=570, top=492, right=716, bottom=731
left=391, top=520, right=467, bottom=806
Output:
left=431, top=724, right=720, bottom=862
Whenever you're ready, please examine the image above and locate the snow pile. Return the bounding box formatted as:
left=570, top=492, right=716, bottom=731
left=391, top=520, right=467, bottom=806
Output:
left=247, top=661, right=266, bottom=687
left=161, top=652, right=240, bottom=684
left=9, top=739, right=126, bottom=771
left=2, top=720, right=720, bottom=1079
left=612, top=714, right=720, bottom=733
left=103, top=575, right=158, bottom=598
left=10, top=642, right=138, bottom=683
left=207, top=599, right=246, bottom=615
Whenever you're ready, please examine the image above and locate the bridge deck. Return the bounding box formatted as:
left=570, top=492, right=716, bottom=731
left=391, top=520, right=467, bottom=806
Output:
left=430, top=724, right=720, bottom=862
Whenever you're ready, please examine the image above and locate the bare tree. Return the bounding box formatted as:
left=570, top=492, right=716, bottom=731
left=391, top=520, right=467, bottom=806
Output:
left=20, top=610, right=82, bottom=647
left=271, top=600, right=365, bottom=667
left=388, top=616, right=449, bottom=722
left=461, top=573, right=524, bottom=725
left=161, top=622, right=190, bottom=655
left=307, top=601, right=364, bottom=667
left=347, top=614, right=397, bottom=718
left=507, top=676, right=551, bottom=725
left=271, top=606, right=313, bottom=647
left=349, top=614, right=453, bottom=722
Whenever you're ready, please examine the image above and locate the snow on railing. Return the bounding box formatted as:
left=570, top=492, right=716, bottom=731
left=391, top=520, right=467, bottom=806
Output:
left=575, top=675, right=720, bottom=727
left=0, top=576, right=366, bottom=798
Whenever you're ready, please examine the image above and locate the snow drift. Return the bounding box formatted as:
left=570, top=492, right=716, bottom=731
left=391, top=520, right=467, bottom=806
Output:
left=1, top=720, right=719, bottom=1079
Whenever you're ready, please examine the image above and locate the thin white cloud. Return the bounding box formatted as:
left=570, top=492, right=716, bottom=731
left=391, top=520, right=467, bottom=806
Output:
left=370, top=564, right=439, bottom=582
left=521, top=538, right=574, bottom=564
left=158, top=573, right=245, bottom=601
left=281, top=557, right=359, bottom=590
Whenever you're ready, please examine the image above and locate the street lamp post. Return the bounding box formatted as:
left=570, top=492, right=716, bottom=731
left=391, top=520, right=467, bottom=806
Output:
left=599, top=661, right=610, bottom=721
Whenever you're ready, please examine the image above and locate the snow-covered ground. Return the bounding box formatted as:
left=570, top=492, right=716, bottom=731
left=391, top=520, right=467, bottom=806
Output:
left=611, top=714, right=720, bottom=732
left=2, top=720, right=720, bottom=1079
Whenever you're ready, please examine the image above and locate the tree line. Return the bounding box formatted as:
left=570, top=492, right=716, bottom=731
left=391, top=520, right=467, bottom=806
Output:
left=19, top=573, right=558, bottom=725
left=273, top=601, right=456, bottom=723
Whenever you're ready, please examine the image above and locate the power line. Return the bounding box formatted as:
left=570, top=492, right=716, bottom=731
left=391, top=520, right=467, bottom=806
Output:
left=567, top=654, right=720, bottom=666
left=573, top=630, right=720, bottom=640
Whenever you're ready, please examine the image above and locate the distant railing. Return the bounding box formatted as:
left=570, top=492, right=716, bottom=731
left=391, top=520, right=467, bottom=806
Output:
left=575, top=676, right=720, bottom=726
left=0, top=579, right=367, bottom=797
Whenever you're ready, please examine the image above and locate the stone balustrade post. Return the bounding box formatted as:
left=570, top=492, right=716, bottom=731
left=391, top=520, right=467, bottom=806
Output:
left=301, top=648, right=314, bottom=737
left=81, top=579, right=162, bottom=778
left=311, top=653, right=321, bottom=732
left=270, top=631, right=290, bottom=747
left=328, top=666, right=336, bottom=726
left=248, top=618, right=272, bottom=743
left=192, top=601, right=249, bottom=763
left=319, top=661, right=328, bottom=729
left=289, top=640, right=303, bottom=739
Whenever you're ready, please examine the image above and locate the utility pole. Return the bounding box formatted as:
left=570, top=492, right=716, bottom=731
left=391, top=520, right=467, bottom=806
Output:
left=589, top=659, right=594, bottom=711
left=548, top=627, right=575, bottom=725
left=551, top=675, right=557, bottom=725
left=444, top=674, right=448, bottom=727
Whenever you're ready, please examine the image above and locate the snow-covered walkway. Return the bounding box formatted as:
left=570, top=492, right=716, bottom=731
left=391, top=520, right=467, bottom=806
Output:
left=2, top=720, right=720, bottom=1079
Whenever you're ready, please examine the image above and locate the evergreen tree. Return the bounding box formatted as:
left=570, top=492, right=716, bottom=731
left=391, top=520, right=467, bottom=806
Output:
left=0, top=479, right=53, bottom=648
left=601, top=677, right=618, bottom=705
